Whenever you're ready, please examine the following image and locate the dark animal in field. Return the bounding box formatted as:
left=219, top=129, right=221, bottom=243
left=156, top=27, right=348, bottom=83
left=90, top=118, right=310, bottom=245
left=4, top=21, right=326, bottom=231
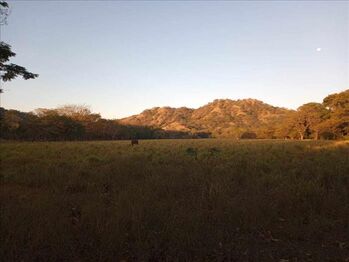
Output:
left=131, top=139, right=139, bottom=146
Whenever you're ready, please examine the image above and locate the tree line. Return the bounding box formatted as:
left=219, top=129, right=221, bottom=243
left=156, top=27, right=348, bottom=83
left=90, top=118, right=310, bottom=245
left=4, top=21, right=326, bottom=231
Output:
left=273, top=89, right=348, bottom=140
left=0, top=105, right=197, bottom=141
left=0, top=89, right=348, bottom=141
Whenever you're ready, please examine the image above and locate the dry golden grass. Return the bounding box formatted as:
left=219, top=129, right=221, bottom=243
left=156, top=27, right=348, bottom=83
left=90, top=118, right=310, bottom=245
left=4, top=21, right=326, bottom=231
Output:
left=1, top=139, right=348, bottom=261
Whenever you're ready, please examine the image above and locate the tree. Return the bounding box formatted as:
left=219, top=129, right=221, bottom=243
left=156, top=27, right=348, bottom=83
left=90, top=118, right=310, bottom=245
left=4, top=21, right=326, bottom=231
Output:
left=297, top=103, right=329, bottom=140
left=293, top=103, right=328, bottom=140
left=293, top=112, right=310, bottom=140
left=323, top=89, right=349, bottom=138
left=0, top=1, right=38, bottom=93
left=0, top=1, right=9, bottom=25
left=55, top=105, right=101, bottom=122
left=274, top=111, right=298, bottom=139
left=323, top=89, right=349, bottom=113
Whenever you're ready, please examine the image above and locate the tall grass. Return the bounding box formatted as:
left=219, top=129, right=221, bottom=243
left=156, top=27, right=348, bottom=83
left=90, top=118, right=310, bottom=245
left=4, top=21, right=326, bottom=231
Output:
left=1, top=140, right=348, bottom=261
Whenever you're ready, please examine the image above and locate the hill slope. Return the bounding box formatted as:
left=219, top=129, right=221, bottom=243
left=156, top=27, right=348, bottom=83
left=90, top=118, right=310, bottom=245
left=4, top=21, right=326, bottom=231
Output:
left=119, top=99, right=292, bottom=138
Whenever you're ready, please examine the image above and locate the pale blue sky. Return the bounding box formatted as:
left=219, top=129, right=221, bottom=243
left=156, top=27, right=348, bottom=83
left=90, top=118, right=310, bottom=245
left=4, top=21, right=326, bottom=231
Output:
left=1, top=0, right=348, bottom=119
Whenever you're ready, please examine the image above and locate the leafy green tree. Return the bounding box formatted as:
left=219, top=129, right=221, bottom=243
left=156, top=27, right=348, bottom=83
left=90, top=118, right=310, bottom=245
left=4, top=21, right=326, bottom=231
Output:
left=323, top=89, right=349, bottom=138
left=297, top=103, right=329, bottom=139
left=293, top=112, right=310, bottom=140
left=0, top=1, right=38, bottom=93
left=37, top=113, right=84, bottom=141
left=274, top=111, right=298, bottom=139
left=293, top=103, right=328, bottom=140
left=0, top=42, right=38, bottom=93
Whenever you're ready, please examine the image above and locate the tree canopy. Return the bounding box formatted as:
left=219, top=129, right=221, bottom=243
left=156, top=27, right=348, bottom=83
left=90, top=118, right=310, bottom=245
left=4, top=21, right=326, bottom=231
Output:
left=0, top=1, right=38, bottom=93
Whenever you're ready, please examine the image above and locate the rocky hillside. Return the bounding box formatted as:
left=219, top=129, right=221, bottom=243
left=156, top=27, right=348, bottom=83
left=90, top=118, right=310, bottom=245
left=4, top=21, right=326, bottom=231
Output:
left=119, top=99, right=292, bottom=138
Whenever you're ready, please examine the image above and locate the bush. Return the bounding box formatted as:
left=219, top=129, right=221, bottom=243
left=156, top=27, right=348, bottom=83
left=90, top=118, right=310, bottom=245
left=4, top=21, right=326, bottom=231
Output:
left=320, top=131, right=336, bottom=140
left=240, top=132, right=257, bottom=139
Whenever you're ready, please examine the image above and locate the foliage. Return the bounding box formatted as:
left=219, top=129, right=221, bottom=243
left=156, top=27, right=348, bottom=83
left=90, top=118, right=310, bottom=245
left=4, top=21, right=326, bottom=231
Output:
left=1, top=90, right=348, bottom=141
left=0, top=1, right=9, bottom=25
left=322, top=89, right=349, bottom=138
left=0, top=42, right=38, bottom=92
left=292, top=103, right=329, bottom=140
left=0, top=106, right=193, bottom=141
left=0, top=1, right=38, bottom=92
left=240, top=131, right=257, bottom=139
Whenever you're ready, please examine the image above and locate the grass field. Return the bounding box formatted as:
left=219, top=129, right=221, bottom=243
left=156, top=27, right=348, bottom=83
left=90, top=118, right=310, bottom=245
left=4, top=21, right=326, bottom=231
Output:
left=1, top=139, right=349, bottom=261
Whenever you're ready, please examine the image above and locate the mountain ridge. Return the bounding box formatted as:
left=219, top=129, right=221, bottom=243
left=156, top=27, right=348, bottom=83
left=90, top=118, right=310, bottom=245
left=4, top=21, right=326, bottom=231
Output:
left=119, top=98, right=293, bottom=138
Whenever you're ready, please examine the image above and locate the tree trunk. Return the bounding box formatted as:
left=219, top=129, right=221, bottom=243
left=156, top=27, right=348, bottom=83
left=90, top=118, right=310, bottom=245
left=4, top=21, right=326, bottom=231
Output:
left=314, top=131, right=319, bottom=140
left=299, top=133, right=304, bottom=140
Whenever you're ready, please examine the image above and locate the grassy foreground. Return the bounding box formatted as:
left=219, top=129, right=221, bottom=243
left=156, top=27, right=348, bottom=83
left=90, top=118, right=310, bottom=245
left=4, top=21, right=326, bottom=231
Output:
left=1, top=139, right=349, bottom=261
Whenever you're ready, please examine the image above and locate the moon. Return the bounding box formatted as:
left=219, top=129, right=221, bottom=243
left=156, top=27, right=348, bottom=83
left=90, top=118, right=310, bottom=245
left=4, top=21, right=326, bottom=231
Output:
left=316, top=48, right=322, bottom=52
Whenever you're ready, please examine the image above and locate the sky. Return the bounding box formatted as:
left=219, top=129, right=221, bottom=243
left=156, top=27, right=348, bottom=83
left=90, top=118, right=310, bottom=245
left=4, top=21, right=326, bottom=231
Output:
left=1, top=0, right=348, bottom=119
